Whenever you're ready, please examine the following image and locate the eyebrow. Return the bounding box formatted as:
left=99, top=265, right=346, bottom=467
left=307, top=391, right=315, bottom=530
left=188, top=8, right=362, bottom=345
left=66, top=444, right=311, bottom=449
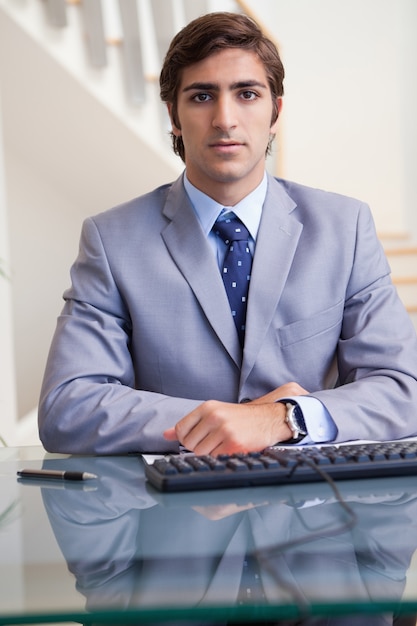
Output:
left=181, top=80, right=268, bottom=93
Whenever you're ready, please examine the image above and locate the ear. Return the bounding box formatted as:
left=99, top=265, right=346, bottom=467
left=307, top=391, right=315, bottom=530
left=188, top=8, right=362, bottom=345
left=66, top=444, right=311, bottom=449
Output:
left=270, top=97, right=283, bottom=133
left=167, top=103, right=181, bottom=136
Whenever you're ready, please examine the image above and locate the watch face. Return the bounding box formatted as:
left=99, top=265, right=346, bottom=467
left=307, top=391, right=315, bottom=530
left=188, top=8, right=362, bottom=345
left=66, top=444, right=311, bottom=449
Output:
left=282, top=402, right=307, bottom=441
left=293, top=405, right=307, bottom=435
left=286, top=405, right=307, bottom=439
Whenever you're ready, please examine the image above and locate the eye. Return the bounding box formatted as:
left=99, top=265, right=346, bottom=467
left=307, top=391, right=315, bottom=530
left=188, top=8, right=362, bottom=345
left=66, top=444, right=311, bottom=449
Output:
left=240, top=90, right=258, bottom=101
left=192, top=93, right=212, bottom=103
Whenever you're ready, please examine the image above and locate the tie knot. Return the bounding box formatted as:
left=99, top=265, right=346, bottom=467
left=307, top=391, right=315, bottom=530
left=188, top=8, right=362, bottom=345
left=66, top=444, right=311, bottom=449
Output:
left=214, top=215, right=250, bottom=244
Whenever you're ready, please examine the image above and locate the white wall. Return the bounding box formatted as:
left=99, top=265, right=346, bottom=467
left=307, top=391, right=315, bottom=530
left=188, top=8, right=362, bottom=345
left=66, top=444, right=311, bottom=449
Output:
left=245, top=0, right=417, bottom=237
left=0, top=90, right=17, bottom=443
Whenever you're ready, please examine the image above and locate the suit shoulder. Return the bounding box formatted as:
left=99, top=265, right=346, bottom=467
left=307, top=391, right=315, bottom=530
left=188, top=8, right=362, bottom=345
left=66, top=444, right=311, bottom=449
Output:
left=272, top=177, right=367, bottom=213
left=90, top=182, right=174, bottom=225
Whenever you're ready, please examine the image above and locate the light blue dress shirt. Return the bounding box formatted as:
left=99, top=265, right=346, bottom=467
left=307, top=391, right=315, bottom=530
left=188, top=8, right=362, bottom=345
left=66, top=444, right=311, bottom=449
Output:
left=183, top=173, right=337, bottom=443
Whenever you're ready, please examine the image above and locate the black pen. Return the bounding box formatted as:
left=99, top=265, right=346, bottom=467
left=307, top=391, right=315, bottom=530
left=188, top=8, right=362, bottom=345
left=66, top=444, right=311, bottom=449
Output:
left=17, top=469, right=98, bottom=481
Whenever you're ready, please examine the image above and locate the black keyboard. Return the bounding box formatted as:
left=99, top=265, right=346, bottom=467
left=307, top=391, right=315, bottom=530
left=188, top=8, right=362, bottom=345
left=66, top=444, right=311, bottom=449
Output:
left=144, top=440, right=417, bottom=492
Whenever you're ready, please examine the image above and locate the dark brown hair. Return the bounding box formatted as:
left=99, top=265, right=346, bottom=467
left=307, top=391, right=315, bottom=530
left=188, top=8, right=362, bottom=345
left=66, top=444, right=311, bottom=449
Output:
left=159, top=12, right=285, bottom=161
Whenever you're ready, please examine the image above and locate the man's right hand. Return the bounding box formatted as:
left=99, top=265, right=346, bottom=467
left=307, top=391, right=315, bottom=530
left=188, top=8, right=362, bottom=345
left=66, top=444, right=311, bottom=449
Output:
left=163, top=382, right=309, bottom=456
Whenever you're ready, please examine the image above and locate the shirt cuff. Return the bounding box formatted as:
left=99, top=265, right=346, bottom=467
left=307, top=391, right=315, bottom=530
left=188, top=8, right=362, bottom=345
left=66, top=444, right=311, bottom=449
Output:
left=280, top=396, right=337, bottom=443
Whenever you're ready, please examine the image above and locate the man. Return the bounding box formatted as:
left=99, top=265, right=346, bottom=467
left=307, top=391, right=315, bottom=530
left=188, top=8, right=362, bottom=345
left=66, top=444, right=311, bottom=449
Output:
left=38, top=12, right=417, bottom=455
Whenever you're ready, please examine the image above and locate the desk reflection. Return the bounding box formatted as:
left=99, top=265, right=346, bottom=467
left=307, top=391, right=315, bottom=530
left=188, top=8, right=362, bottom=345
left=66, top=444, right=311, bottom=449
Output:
left=40, top=455, right=417, bottom=626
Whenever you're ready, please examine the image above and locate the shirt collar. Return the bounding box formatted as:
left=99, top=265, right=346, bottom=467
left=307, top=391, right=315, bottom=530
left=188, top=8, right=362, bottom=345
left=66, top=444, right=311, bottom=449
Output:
left=183, top=172, right=267, bottom=242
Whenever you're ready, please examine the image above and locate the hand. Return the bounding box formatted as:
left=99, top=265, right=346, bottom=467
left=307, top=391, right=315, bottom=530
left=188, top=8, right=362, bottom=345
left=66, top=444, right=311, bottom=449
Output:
left=250, top=381, right=309, bottom=405
left=163, top=400, right=288, bottom=456
left=163, top=381, right=309, bottom=456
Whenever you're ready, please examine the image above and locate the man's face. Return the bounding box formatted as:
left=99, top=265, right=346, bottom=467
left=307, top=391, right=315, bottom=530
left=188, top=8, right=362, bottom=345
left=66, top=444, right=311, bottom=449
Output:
left=169, top=48, right=281, bottom=205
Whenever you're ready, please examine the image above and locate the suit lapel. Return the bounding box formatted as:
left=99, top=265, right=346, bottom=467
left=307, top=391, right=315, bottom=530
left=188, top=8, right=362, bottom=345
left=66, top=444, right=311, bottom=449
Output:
left=161, top=176, right=242, bottom=367
left=240, top=176, right=303, bottom=387
left=160, top=175, right=302, bottom=377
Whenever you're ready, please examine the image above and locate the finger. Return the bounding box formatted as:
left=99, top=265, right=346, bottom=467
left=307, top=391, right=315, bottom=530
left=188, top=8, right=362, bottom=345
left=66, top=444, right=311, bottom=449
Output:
left=191, top=427, right=226, bottom=456
left=163, top=427, right=177, bottom=441
left=175, top=404, right=206, bottom=440
left=175, top=401, right=222, bottom=450
left=180, top=417, right=218, bottom=453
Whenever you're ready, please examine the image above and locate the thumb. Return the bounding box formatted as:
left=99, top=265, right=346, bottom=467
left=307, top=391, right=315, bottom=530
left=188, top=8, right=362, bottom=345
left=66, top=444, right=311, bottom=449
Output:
left=163, top=427, right=178, bottom=441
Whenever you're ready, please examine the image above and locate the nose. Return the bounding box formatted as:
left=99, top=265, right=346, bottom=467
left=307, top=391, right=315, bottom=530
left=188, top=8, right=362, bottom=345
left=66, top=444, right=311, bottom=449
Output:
left=212, top=95, right=237, bottom=131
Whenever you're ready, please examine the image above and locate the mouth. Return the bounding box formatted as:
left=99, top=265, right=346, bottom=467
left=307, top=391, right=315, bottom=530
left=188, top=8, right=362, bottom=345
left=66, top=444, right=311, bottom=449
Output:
left=209, top=140, right=243, bottom=153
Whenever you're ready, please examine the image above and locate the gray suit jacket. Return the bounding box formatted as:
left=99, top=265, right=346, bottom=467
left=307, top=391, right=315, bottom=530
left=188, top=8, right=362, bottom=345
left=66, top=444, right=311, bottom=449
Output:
left=38, top=174, right=417, bottom=453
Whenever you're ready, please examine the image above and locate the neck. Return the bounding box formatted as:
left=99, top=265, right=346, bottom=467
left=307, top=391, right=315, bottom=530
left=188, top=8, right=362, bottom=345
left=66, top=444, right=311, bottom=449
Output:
left=185, top=172, right=266, bottom=207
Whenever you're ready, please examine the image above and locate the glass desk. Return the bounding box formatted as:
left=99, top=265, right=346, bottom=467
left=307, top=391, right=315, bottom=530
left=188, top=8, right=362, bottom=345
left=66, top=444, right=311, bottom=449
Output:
left=1, top=446, right=417, bottom=625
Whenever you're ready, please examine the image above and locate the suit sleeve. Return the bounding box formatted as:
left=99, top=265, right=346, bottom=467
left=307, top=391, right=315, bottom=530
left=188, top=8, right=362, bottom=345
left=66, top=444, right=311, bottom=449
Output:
left=38, top=217, right=201, bottom=455
left=312, top=202, right=417, bottom=442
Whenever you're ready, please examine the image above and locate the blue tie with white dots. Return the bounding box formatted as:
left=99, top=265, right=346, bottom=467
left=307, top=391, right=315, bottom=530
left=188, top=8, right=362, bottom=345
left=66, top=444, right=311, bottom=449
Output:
left=214, top=214, right=252, bottom=346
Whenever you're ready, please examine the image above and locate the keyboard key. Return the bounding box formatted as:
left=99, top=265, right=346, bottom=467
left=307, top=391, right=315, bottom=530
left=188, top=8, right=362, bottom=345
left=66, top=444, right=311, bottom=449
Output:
left=187, top=458, right=210, bottom=471
left=227, top=459, right=249, bottom=471
left=200, top=456, right=227, bottom=471
left=259, top=456, right=280, bottom=469
left=153, top=460, right=178, bottom=475
left=245, top=458, right=264, bottom=470
left=171, top=459, right=193, bottom=473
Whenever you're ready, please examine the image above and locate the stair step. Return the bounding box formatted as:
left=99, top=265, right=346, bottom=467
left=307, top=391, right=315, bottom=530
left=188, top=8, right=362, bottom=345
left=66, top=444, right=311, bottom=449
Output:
left=394, top=281, right=417, bottom=309
left=385, top=247, right=417, bottom=277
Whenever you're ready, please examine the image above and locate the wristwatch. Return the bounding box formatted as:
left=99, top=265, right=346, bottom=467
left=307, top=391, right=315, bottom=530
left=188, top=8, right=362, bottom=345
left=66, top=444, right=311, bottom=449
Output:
left=281, top=401, right=307, bottom=442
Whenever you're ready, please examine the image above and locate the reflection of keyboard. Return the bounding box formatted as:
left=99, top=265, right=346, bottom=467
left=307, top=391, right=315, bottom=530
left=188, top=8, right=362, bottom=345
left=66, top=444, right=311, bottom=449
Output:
left=144, top=440, right=417, bottom=492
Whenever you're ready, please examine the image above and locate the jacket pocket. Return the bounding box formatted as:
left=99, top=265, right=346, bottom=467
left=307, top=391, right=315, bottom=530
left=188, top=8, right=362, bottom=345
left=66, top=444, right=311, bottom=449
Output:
left=277, top=300, right=344, bottom=347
